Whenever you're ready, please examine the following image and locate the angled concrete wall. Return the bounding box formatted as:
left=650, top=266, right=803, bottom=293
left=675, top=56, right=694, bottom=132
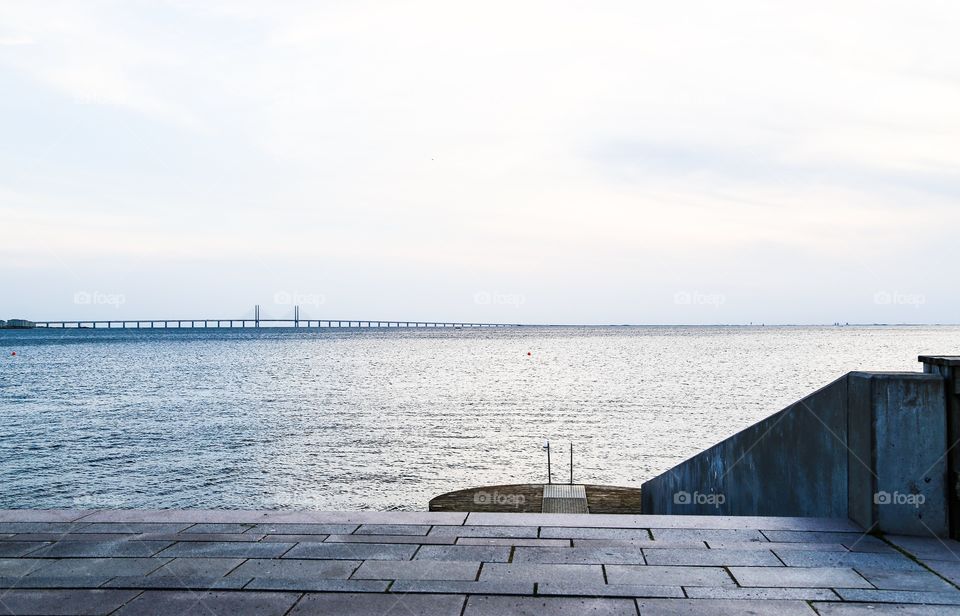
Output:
left=642, top=369, right=950, bottom=536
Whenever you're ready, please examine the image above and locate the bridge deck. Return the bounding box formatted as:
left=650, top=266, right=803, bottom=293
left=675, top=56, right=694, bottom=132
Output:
left=0, top=509, right=957, bottom=614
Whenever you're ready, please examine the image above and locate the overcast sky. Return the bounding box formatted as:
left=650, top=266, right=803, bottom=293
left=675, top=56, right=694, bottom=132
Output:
left=1, top=1, right=958, bottom=324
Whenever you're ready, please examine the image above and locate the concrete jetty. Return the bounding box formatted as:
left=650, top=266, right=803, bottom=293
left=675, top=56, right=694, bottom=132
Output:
left=2, top=509, right=959, bottom=614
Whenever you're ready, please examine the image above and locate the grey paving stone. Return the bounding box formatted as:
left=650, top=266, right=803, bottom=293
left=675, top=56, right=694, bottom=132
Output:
left=886, top=535, right=960, bottom=561
left=774, top=549, right=923, bottom=570
left=923, top=559, right=960, bottom=586
left=835, top=588, right=960, bottom=605
left=148, top=557, right=246, bottom=578
left=855, top=567, right=956, bottom=591
left=458, top=537, right=569, bottom=547
left=249, top=523, right=358, bottom=535
left=539, top=527, right=651, bottom=541
left=513, top=547, right=645, bottom=565
left=181, top=523, right=257, bottom=534
left=429, top=525, right=540, bottom=539
left=226, top=558, right=360, bottom=580
left=538, top=582, right=683, bottom=598
left=155, top=541, right=294, bottom=558
left=261, top=534, right=329, bottom=543
left=635, top=598, right=816, bottom=615
left=651, top=528, right=766, bottom=542
left=0, top=589, right=140, bottom=615
left=684, top=586, right=839, bottom=600
left=813, top=602, right=952, bottom=615
left=116, top=590, right=300, bottom=615
left=27, top=540, right=172, bottom=558
left=730, top=566, right=871, bottom=588
left=352, top=559, right=479, bottom=581
left=479, top=563, right=604, bottom=584
left=0, top=575, right=113, bottom=589
left=415, top=545, right=511, bottom=562
left=390, top=580, right=533, bottom=595
left=137, top=533, right=265, bottom=542
left=283, top=541, right=417, bottom=560
left=356, top=524, right=431, bottom=535
left=0, top=542, right=49, bottom=557
left=324, top=534, right=456, bottom=545
left=29, top=558, right=167, bottom=578
left=0, top=558, right=52, bottom=577
left=0, top=523, right=90, bottom=534
left=290, top=592, right=465, bottom=615
left=706, top=541, right=849, bottom=551
left=105, top=576, right=250, bottom=590
left=606, top=565, right=734, bottom=587
left=75, top=523, right=191, bottom=534
left=246, top=578, right=388, bottom=592
left=643, top=547, right=781, bottom=566
left=574, top=539, right=705, bottom=549
left=5, top=534, right=134, bottom=543
left=763, top=530, right=883, bottom=546
left=464, top=595, right=636, bottom=615
left=80, top=510, right=466, bottom=526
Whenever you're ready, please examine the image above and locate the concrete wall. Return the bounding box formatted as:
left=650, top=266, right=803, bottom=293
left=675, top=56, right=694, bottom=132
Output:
left=642, top=370, right=950, bottom=536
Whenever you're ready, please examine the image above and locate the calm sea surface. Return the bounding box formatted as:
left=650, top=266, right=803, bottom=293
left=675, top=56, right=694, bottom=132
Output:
left=1, top=325, right=958, bottom=510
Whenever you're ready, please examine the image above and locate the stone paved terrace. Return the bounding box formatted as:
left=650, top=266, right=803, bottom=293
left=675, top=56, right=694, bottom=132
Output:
left=1, top=510, right=959, bottom=614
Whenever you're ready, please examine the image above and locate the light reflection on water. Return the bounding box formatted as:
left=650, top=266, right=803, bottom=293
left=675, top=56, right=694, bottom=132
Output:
left=1, top=325, right=957, bottom=510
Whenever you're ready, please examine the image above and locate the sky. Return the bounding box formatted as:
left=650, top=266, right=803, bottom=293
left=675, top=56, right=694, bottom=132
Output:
left=1, top=1, right=958, bottom=324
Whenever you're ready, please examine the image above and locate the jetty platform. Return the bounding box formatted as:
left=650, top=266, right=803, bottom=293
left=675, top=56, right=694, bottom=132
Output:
left=1, top=509, right=959, bottom=614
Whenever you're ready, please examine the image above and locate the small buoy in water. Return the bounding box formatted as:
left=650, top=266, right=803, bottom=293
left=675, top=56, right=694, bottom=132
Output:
left=527, top=352, right=531, bottom=356
left=10, top=352, right=15, bottom=356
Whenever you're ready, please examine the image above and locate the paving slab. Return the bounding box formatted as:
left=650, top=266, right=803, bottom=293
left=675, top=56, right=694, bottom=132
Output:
left=352, top=559, right=480, bottom=581
left=27, top=540, right=172, bottom=558
left=0, top=558, right=53, bottom=577
left=429, top=525, right=540, bottom=539
left=464, top=595, right=637, bottom=615
left=4, top=534, right=132, bottom=543
left=261, top=534, right=329, bottom=543
left=147, top=557, right=246, bottom=578
left=464, top=513, right=858, bottom=531
left=245, top=577, right=389, bottom=592
left=513, top=547, right=645, bottom=565
left=774, top=549, right=923, bottom=570
left=356, top=524, right=431, bottom=535
left=74, top=524, right=190, bottom=535
left=643, top=547, right=780, bottom=566
left=0, top=511, right=94, bottom=523
left=136, top=532, right=265, bottom=542
left=479, top=563, right=603, bottom=584
left=683, top=586, right=839, bottom=600
left=537, top=582, right=683, bottom=598
left=249, top=523, right=358, bottom=535
left=0, top=575, right=114, bottom=589
left=635, top=598, right=817, bottom=615
left=762, top=530, right=883, bottom=547
left=457, top=537, right=569, bottom=547
left=0, top=542, right=50, bottom=557
left=290, top=592, right=466, bottom=615
left=226, top=558, right=360, bottom=580
left=885, top=535, right=960, bottom=561
left=706, top=541, right=849, bottom=551
left=539, top=527, right=652, bottom=541
left=813, top=602, right=952, bottom=615
left=115, top=590, right=300, bottom=615
left=390, top=580, right=533, bottom=595
left=181, top=523, right=257, bottom=534
left=28, top=558, right=167, bottom=579
left=282, top=542, right=417, bottom=560
left=606, top=565, right=734, bottom=587
left=835, top=588, right=960, bottom=605
left=414, top=545, right=511, bottom=562
left=573, top=539, right=705, bottom=549
left=854, top=567, right=956, bottom=592
left=155, top=541, right=294, bottom=558
left=651, top=528, right=767, bottom=542
left=104, top=576, right=250, bottom=590
left=0, top=523, right=90, bottom=534
left=80, top=510, right=467, bottom=525
left=922, top=559, right=960, bottom=586
left=730, top=566, right=872, bottom=588
left=324, top=534, right=456, bottom=545
left=0, top=589, right=140, bottom=615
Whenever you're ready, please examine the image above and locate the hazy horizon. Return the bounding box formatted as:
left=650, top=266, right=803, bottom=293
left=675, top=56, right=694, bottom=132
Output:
left=3, top=1, right=958, bottom=324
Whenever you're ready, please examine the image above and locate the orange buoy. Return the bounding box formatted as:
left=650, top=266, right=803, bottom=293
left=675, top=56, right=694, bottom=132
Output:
left=10, top=352, right=15, bottom=356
